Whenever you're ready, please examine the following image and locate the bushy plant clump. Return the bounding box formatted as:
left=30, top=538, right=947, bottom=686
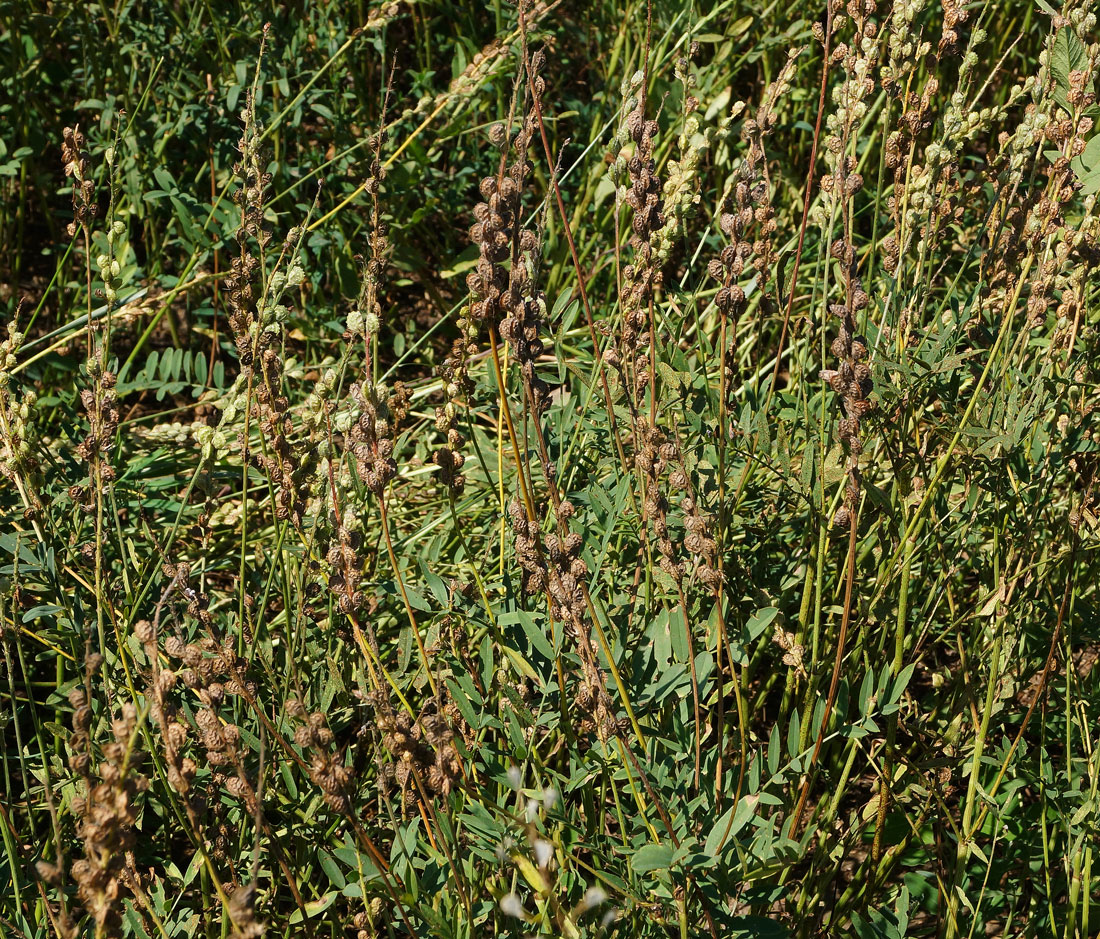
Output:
left=1, top=1, right=1098, bottom=936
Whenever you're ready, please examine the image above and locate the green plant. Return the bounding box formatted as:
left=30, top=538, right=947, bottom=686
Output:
left=2, top=1, right=1099, bottom=937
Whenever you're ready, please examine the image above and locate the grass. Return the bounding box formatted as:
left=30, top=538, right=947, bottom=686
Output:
left=1, top=0, right=1099, bottom=936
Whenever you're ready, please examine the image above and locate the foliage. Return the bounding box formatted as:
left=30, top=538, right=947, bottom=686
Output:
left=1, top=0, right=1099, bottom=937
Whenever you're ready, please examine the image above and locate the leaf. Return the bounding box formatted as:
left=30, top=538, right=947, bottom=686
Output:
left=22, top=604, right=64, bottom=622
left=1073, top=134, right=1100, bottom=194
left=883, top=663, right=916, bottom=715
left=1050, top=28, right=1089, bottom=112
left=786, top=708, right=802, bottom=761
left=755, top=407, right=772, bottom=456
left=744, top=606, right=779, bottom=642
left=776, top=421, right=791, bottom=478
left=499, top=608, right=556, bottom=660
left=289, top=891, right=337, bottom=924
left=703, top=795, right=758, bottom=856
left=445, top=677, right=482, bottom=730
left=153, top=166, right=177, bottom=194
left=727, top=914, right=790, bottom=937
left=1079, top=133, right=1100, bottom=169
left=631, top=843, right=675, bottom=873
left=822, top=443, right=847, bottom=485
left=513, top=853, right=548, bottom=892
left=657, top=361, right=683, bottom=392
left=728, top=16, right=755, bottom=38
left=858, top=668, right=875, bottom=715
left=1080, top=167, right=1100, bottom=196
left=182, top=849, right=203, bottom=888
left=799, top=448, right=815, bottom=495
left=318, top=850, right=346, bottom=890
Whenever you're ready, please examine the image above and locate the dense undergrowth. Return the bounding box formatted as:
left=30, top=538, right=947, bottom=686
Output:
left=1, top=0, right=1099, bottom=936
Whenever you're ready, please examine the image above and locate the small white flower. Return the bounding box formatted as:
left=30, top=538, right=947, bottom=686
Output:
left=582, top=886, right=607, bottom=909
left=499, top=893, right=525, bottom=919
left=534, top=839, right=553, bottom=868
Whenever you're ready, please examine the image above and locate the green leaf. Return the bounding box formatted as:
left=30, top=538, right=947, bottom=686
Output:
left=318, top=850, right=346, bottom=890
left=500, top=608, right=556, bottom=660
left=703, top=795, right=758, bottom=856
left=786, top=708, right=802, bottom=760
left=883, top=663, right=916, bottom=715
left=822, top=443, right=847, bottom=485
left=858, top=669, right=875, bottom=715
left=1079, top=133, right=1100, bottom=169
left=22, top=604, right=64, bottom=622
left=445, top=676, right=482, bottom=730
left=745, top=606, right=779, bottom=642
left=768, top=721, right=781, bottom=775
left=631, top=843, right=675, bottom=873
left=289, top=891, right=337, bottom=924
left=1050, top=27, right=1089, bottom=112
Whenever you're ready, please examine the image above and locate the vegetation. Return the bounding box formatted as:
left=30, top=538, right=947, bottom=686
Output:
left=1, top=0, right=1099, bottom=936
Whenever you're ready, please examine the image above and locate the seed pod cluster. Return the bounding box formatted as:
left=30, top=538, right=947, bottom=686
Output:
left=351, top=899, right=387, bottom=939
left=75, top=359, right=118, bottom=471
left=543, top=517, right=589, bottom=626
left=710, top=48, right=795, bottom=325
left=508, top=495, right=549, bottom=597
left=652, top=45, right=711, bottom=264
left=226, top=881, right=264, bottom=939
left=219, top=96, right=318, bottom=525
left=432, top=333, right=475, bottom=495
left=823, top=254, right=875, bottom=454
left=67, top=684, right=148, bottom=936
left=162, top=629, right=261, bottom=846
left=0, top=321, right=39, bottom=494
left=349, top=125, right=389, bottom=344
left=636, top=426, right=682, bottom=582
left=372, top=694, right=465, bottom=812
left=937, top=0, right=969, bottom=58
left=253, top=328, right=310, bottom=527
left=136, top=618, right=198, bottom=803
left=814, top=0, right=882, bottom=524
left=608, top=70, right=665, bottom=404
left=432, top=405, right=467, bottom=493
left=327, top=506, right=368, bottom=614
left=708, top=55, right=792, bottom=403
left=347, top=380, right=409, bottom=496
left=467, top=117, right=539, bottom=331
left=287, top=703, right=356, bottom=813
left=507, top=495, right=622, bottom=741
left=225, top=99, right=272, bottom=371
left=61, top=126, right=96, bottom=235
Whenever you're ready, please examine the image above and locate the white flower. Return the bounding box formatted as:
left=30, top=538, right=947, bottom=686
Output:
left=582, top=886, right=607, bottom=909
left=534, top=839, right=553, bottom=868
left=499, top=893, right=525, bottom=919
